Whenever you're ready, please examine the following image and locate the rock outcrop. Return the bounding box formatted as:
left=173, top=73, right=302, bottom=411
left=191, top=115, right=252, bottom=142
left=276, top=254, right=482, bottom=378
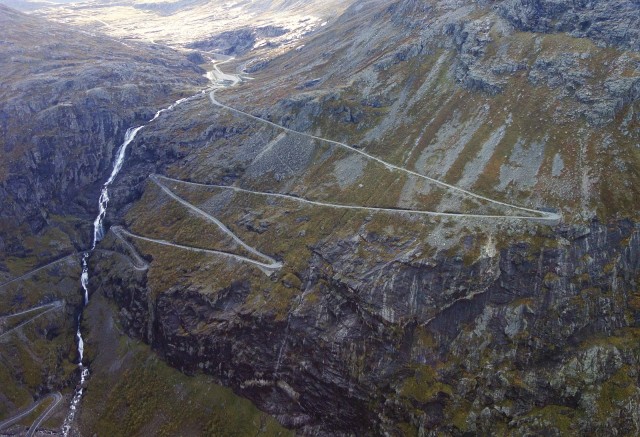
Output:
left=496, top=0, right=640, bottom=51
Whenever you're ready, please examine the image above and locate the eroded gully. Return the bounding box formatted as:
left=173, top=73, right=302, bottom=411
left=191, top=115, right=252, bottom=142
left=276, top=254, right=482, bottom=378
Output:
left=60, top=92, right=202, bottom=436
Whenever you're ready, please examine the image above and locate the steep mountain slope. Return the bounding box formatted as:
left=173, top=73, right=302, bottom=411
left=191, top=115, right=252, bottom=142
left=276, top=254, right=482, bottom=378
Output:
left=225, top=0, right=639, bottom=221
left=1, top=0, right=639, bottom=435
left=85, top=0, right=640, bottom=435
left=0, top=4, right=206, bottom=259
left=0, top=6, right=290, bottom=435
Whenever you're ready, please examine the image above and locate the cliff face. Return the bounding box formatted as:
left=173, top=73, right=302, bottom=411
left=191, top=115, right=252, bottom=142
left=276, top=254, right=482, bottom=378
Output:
left=95, top=219, right=640, bottom=435
left=0, top=5, right=206, bottom=255
left=496, top=0, right=640, bottom=51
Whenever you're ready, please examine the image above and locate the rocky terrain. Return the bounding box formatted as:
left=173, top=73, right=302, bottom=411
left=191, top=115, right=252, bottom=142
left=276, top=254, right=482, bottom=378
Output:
left=0, top=4, right=207, bottom=255
left=1, top=0, right=639, bottom=435
left=0, top=5, right=289, bottom=436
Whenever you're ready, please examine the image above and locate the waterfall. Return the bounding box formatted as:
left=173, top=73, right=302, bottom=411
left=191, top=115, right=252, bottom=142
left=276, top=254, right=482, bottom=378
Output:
left=62, top=62, right=223, bottom=434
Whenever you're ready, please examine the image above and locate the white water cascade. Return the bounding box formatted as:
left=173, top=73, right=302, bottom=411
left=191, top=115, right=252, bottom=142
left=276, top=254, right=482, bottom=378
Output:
left=92, top=126, right=144, bottom=246
left=61, top=254, right=90, bottom=436
left=62, top=96, right=191, bottom=436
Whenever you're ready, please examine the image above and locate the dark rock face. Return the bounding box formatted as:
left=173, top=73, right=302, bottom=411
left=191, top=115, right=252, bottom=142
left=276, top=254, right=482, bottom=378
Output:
left=1, top=104, right=126, bottom=233
left=188, top=26, right=288, bottom=56
left=444, top=19, right=505, bottom=95
left=496, top=0, right=640, bottom=51
left=0, top=83, right=203, bottom=240
left=0, top=5, right=206, bottom=253
left=96, top=219, right=640, bottom=435
left=410, top=0, right=640, bottom=125
left=190, top=28, right=257, bottom=56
